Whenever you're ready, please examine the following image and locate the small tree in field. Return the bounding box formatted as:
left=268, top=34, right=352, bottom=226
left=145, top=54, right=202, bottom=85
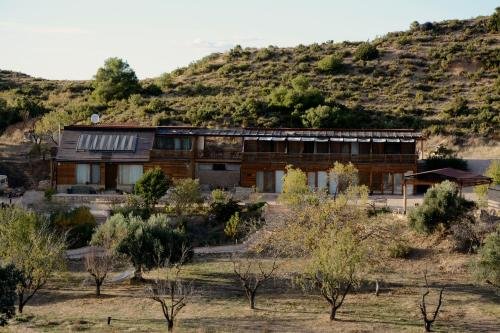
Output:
left=419, top=271, right=445, bottom=332
left=0, top=206, right=65, bottom=313
left=134, top=167, right=171, bottom=209
left=231, top=256, right=278, bottom=309
left=106, top=214, right=191, bottom=281
left=301, top=227, right=366, bottom=320
left=84, top=248, right=116, bottom=297
left=145, top=248, right=192, bottom=332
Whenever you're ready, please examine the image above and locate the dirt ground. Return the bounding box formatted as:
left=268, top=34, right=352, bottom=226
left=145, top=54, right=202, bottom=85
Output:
left=5, top=243, right=499, bottom=333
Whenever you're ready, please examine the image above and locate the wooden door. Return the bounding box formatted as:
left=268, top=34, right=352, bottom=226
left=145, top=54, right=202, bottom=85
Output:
left=105, top=164, right=118, bottom=190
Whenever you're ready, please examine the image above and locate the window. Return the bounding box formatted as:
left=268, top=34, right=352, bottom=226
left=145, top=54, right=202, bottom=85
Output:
left=154, top=137, right=192, bottom=151
left=76, top=164, right=100, bottom=184
left=91, top=164, right=100, bottom=184
left=118, top=165, right=143, bottom=185
left=318, top=171, right=328, bottom=189
left=76, top=164, right=90, bottom=184
left=213, top=164, right=226, bottom=171
left=316, top=142, right=329, bottom=153
left=304, top=142, right=315, bottom=154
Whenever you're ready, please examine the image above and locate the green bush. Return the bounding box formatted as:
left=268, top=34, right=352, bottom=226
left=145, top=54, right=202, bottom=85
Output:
left=388, top=241, right=411, bottom=258
left=114, top=213, right=192, bottom=279
left=317, top=54, right=343, bottom=73
left=0, top=264, right=22, bottom=326
left=408, top=181, right=476, bottom=233
left=209, top=198, right=241, bottom=225
left=472, top=226, right=499, bottom=288
left=51, top=206, right=97, bottom=249
left=134, top=167, right=171, bottom=209
left=354, top=42, right=379, bottom=61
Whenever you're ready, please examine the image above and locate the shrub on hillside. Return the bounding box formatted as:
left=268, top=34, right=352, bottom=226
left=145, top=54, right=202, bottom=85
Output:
left=92, top=57, right=140, bottom=102
left=316, top=54, right=343, bottom=73
left=408, top=181, right=476, bottom=233
left=0, top=264, right=22, bottom=326
left=354, top=43, right=379, bottom=61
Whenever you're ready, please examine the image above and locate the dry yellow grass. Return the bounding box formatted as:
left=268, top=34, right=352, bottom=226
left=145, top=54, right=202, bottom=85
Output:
left=5, top=244, right=499, bottom=333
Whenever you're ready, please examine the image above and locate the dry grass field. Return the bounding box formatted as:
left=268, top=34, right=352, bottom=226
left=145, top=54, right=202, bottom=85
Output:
left=5, top=235, right=500, bottom=333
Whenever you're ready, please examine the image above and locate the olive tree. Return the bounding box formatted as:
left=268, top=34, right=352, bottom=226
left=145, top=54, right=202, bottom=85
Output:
left=472, top=226, right=500, bottom=289
left=93, top=213, right=191, bottom=281
left=0, top=206, right=66, bottom=313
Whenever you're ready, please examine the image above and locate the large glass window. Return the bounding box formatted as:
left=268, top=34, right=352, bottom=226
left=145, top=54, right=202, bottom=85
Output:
left=154, top=137, right=192, bottom=151
left=118, top=165, right=143, bottom=185
left=76, top=164, right=90, bottom=184
left=76, top=163, right=100, bottom=184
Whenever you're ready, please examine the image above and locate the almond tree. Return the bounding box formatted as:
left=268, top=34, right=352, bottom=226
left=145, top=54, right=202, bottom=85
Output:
left=231, top=255, right=278, bottom=309
left=145, top=248, right=192, bottom=332
left=84, top=248, right=115, bottom=297
left=419, top=271, right=445, bottom=332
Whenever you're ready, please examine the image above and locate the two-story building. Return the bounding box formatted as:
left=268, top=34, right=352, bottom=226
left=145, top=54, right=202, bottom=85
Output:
left=55, top=125, right=423, bottom=195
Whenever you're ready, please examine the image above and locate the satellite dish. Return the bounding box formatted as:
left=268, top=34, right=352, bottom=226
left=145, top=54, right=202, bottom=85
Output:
left=90, top=114, right=100, bottom=124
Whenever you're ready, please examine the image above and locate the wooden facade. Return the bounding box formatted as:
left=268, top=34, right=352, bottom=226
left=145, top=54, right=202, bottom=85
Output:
left=55, top=125, right=423, bottom=194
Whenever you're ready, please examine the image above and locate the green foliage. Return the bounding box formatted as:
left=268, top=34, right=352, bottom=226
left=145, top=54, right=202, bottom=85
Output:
left=354, top=42, right=379, bottom=61
left=0, top=264, right=22, bottom=326
left=0, top=206, right=66, bottom=313
left=134, top=167, right=171, bottom=209
left=108, top=214, right=192, bottom=278
left=91, top=213, right=130, bottom=251
left=329, top=162, right=359, bottom=198
left=50, top=206, right=96, bottom=249
left=317, top=54, right=343, bottom=73
left=92, top=57, right=140, bottom=102
left=167, top=178, right=203, bottom=215
left=156, top=72, right=174, bottom=89
left=279, top=165, right=311, bottom=206
left=487, top=7, right=500, bottom=32
left=473, top=185, right=489, bottom=208
left=443, top=96, right=468, bottom=117
left=224, top=212, right=241, bottom=240
left=388, top=241, right=411, bottom=258
left=301, top=227, right=366, bottom=320
left=426, top=145, right=468, bottom=170
left=485, top=160, right=500, bottom=185
left=408, top=181, right=476, bottom=233
left=209, top=195, right=241, bottom=225
left=44, top=188, right=56, bottom=201
left=472, top=226, right=500, bottom=288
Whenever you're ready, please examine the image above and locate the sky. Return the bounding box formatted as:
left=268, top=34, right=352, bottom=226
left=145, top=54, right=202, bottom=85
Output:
left=0, top=0, right=497, bottom=80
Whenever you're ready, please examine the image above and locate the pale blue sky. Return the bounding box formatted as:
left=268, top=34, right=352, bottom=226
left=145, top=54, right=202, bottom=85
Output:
left=0, top=0, right=497, bottom=80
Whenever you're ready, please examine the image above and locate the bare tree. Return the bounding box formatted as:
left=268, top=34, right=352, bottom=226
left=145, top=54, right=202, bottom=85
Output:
left=84, top=248, right=115, bottom=297
left=231, top=255, right=278, bottom=310
left=419, top=272, right=445, bottom=332
left=145, top=248, right=192, bottom=332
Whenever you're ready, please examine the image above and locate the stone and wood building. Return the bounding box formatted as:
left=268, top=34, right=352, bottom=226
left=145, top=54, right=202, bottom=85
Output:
left=54, top=125, right=424, bottom=194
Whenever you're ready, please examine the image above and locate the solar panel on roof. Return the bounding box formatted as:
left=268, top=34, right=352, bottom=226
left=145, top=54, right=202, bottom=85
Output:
left=76, top=134, right=137, bottom=152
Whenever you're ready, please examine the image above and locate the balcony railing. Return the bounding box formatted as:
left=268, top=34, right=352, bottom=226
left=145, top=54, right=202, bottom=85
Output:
left=150, top=149, right=194, bottom=159
left=242, top=153, right=417, bottom=164
left=197, top=150, right=242, bottom=160
left=150, top=149, right=417, bottom=164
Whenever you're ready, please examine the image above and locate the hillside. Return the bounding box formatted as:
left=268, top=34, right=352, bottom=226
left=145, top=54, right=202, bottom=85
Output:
left=0, top=13, right=499, bottom=150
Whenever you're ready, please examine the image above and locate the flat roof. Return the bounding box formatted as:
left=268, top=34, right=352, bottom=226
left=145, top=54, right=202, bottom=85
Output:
left=64, top=125, right=423, bottom=139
